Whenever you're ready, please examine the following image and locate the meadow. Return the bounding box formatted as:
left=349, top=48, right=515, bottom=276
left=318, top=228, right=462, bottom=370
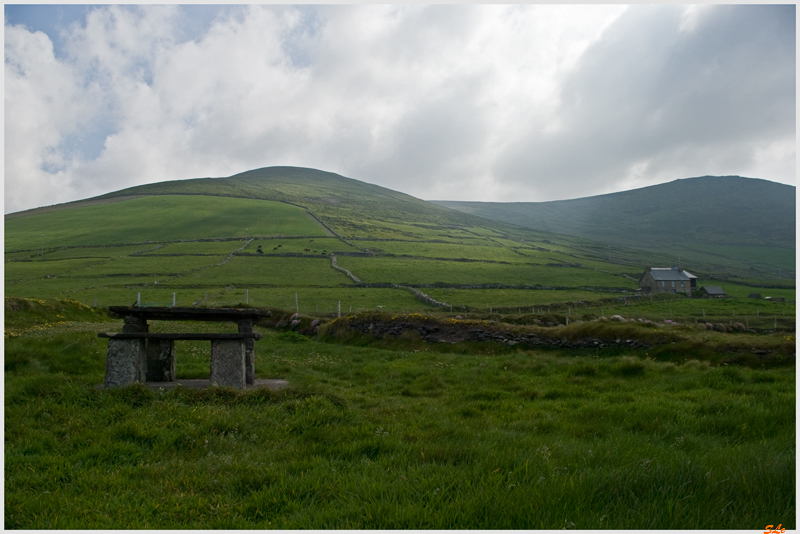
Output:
left=5, top=195, right=327, bottom=250
left=4, top=298, right=795, bottom=529
left=335, top=256, right=635, bottom=289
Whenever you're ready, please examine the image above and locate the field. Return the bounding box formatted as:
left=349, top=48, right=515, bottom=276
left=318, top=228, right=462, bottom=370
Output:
left=5, top=195, right=328, bottom=251
left=4, top=168, right=795, bottom=529
left=4, top=298, right=795, bottom=529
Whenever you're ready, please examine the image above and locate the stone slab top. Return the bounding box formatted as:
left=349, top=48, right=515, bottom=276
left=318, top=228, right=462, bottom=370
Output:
left=108, top=306, right=273, bottom=322
left=98, top=332, right=264, bottom=340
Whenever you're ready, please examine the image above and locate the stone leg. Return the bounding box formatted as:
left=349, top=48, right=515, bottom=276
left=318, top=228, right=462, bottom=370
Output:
left=105, top=338, right=147, bottom=387
left=238, top=320, right=256, bottom=385
left=210, top=339, right=246, bottom=389
left=146, top=339, right=176, bottom=382
left=244, top=338, right=255, bottom=385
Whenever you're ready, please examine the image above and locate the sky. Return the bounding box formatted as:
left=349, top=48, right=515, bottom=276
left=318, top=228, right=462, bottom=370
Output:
left=4, top=4, right=796, bottom=214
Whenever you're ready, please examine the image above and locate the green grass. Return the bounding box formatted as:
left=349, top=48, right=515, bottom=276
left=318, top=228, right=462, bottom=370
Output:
left=5, top=195, right=328, bottom=251
left=573, top=294, right=796, bottom=330
left=177, top=256, right=354, bottom=287
left=4, top=168, right=794, bottom=528
left=356, top=240, right=526, bottom=262
left=337, top=256, right=635, bottom=288
left=7, top=179, right=792, bottom=317
left=4, top=299, right=795, bottom=529
left=425, top=288, right=629, bottom=309
left=434, top=176, right=795, bottom=281
left=68, top=255, right=227, bottom=277
left=22, top=244, right=159, bottom=260
left=5, top=258, right=106, bottom=282
left=146, top=241, right=256, bottom=255
left=701, top=279, right=796, bottom=300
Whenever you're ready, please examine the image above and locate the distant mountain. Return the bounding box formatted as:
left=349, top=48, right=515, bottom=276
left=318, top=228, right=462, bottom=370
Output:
left=433, top=176, right=795, bottom=273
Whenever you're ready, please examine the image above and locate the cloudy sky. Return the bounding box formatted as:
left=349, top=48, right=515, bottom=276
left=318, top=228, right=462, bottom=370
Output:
left=4, top=4, right=796, bottom=214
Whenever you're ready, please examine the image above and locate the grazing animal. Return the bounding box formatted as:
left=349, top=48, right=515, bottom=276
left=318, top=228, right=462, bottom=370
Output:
left=273, top=247, right=277, bottom=251
left=304, top=248, right=310, bottom=252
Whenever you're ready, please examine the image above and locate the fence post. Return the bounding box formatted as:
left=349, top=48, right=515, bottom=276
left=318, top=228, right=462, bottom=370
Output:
left=137, top=293, right=141, bottom=306
left=172, top=293, right=176, bottom=307
left=246, top=290, right=248, bottom=305
left=338, top=301, right=341, bottom=318
left=295, top=293, right=299, bottom=313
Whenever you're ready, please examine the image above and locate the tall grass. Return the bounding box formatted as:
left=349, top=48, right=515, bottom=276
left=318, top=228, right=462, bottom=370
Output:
left=4, top=299, right=795, bottom=529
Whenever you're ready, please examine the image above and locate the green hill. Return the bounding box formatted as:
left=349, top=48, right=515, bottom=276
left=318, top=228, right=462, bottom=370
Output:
left=433, top=176, right=795, bottom=278
left=5, top=168, right=794, bottom=312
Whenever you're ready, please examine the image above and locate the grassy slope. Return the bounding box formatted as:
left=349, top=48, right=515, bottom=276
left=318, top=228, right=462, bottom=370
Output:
left=4, top=167, right=794, bottom=315
left=5, top=195, right=327, bottom=251
left=434, top=175, right=796, bottom=278
left=4, top=298, right=795, bottom=529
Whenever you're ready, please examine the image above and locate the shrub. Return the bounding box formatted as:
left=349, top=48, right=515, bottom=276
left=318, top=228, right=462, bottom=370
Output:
left=276, top=331, right=309, bottom=343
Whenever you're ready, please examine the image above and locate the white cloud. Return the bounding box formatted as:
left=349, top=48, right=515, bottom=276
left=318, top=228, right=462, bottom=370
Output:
left=4, top=4, right=795, bottom=213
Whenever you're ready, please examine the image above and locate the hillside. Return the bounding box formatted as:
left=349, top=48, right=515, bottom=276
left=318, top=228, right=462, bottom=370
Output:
left=433, top=176, right=795, bottom=278
left=5, top=167, right=794, bottom=313
left=93, top=166, right=487, bottom=232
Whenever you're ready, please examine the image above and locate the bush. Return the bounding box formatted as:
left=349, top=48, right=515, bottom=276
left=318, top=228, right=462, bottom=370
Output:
left=275, top=331, right=309, bottom=343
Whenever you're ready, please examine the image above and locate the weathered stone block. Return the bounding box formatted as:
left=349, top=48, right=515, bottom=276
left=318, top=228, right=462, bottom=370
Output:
left=146, top=339, right=176, bottom=382
left=238, top=320, right=256, bottom=385
left=210, top=339, right=246, bottom=389
left=105, top=338, right=147, bottom=387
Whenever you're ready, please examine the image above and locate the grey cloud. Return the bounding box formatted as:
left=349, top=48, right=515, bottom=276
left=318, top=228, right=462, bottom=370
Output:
left=495, top=4, right=795, bottom=200
left=5, top=5, right=794, bottom=213
left=351, top=75, right=491, bottom=192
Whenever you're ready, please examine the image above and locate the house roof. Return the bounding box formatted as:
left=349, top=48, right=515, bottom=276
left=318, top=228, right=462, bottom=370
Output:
left=700, top=285, right=727, bottom=295
left=647, top=267, right=696, bottom=282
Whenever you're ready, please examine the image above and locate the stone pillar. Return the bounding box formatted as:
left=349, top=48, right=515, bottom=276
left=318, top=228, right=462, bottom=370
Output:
left=122, top=314, right=158, bottom=381
left=105, top=338, right=147, bottom=387
left=238, top=320, right=256, bottom=385
left=210, top=339, right=246, bottom=389
left=146, top=340, right=176, bottom=382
